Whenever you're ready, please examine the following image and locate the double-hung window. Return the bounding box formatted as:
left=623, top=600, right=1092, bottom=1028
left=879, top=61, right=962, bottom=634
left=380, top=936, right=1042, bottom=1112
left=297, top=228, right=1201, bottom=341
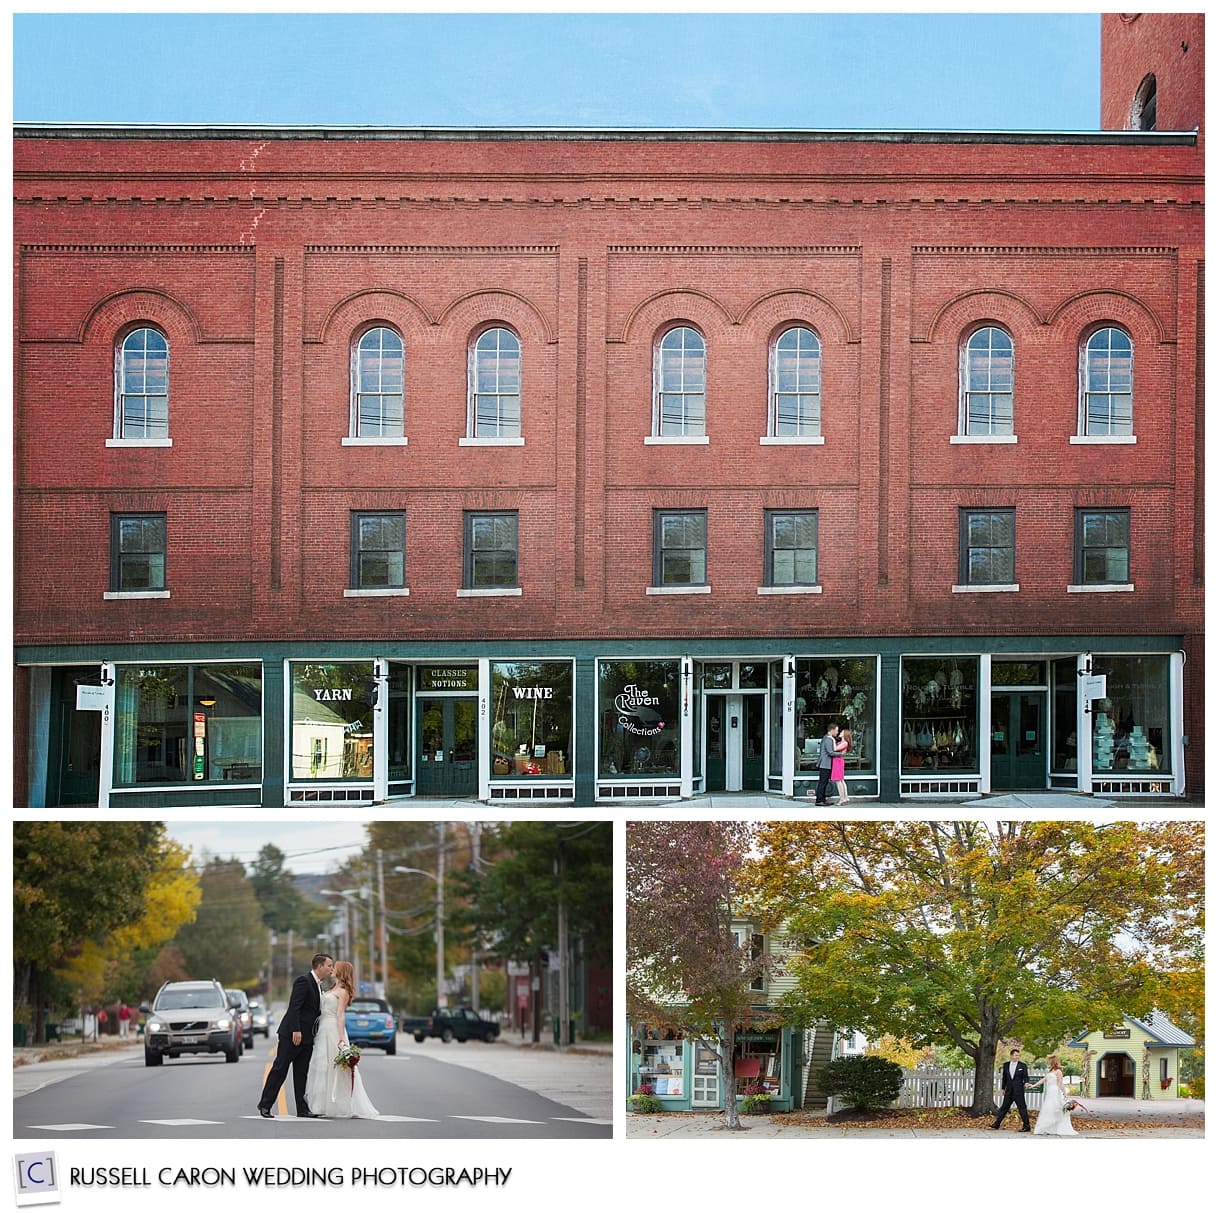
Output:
left=1080, top=328, right=1134, bottom=437
left=958, top=508, right=1016, bottom=588
left=352, top=327, right=404, bottom=438
left=653, top=509, right=707, bottom=588
left=469, top=328, right=522, bottom=440
left=961, top=327, right=1014, bottom=437
left=1075, top=508, right=1131, bottom=587
left=653, top=327, right=706, bottom=438
left=464, top=511, right=519, bottom=590
left=770, top=327, right=822, bottom=438
left=350, top=511, right=406, bottom=591
left=765, top=509, right=819, bottom=587
left=115, top=328, right=169, bottom=440
left=109, top=513, right=167, bottom=595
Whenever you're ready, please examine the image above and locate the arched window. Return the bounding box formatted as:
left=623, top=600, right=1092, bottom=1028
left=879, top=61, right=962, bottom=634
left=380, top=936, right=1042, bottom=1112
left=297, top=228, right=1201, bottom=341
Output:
left=770, top=326, right=822, bottom=437
left=116, top=327, right=169, bottom=439
left=654, top=326, right=706, bottom=437
left=961, top=327, right=1014, bottom=436
left=352, top=327, right=404, bottom=437
left=469, top=327, right=521, bottom=438
left=1132, top=74, right=1157, bottom=131
left=1081, top=328, right=1134, bottom=436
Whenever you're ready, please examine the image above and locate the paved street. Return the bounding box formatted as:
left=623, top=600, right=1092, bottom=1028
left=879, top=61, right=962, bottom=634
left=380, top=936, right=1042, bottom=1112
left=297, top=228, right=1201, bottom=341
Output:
left=13, top=1034, right=611, bottom=1139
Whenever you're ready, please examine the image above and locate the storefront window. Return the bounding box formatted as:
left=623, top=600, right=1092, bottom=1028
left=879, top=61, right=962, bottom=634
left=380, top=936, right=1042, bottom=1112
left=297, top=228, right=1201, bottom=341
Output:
left=635, top=1031, right=685, bottom=1096
left=490, top=660, right=573, bottom=777
left=387, top=663, right=411, bottom=784
left=795, top=657, right=877, bottom=775
left=1052, top=658, right=1079, bottom=772
left=598, top=659, right=681, bottom=777
left=114, top=663, right=262, bottom=786
left=735, top=1034, right=782, bottom=1096
left=1091, top=655, right=1171, bottom=774
left=290, top=662, right=374, bottom=781
left=901, top=657, right=978, bottom=774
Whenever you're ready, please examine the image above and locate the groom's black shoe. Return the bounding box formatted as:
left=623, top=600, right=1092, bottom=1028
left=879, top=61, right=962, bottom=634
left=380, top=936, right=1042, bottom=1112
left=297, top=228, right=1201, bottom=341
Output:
left=257, top=1105, right=274, bottom=1118
left=1019, top=1125, right=1031, bottom=1132
left=296, top=1111, right=318, bottom=1117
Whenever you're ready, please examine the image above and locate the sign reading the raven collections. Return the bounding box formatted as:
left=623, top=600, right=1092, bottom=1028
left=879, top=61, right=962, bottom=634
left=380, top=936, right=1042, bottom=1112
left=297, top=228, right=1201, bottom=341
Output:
left=419, top=666, right=478, bottom=692
left=1102, top=1028, right=1132, bottom=1039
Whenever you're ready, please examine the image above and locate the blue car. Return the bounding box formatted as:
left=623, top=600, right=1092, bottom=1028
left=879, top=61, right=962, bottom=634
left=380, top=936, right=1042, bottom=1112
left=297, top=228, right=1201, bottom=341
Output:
left=346, top=997, right=396, bottom=1055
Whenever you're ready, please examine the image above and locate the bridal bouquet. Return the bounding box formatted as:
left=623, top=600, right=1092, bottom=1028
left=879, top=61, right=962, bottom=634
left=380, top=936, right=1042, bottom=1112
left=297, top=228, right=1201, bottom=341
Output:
left=1061, top=1098, right=1086, bottom=1114
left=334, top=1042, right=361, bottom=1070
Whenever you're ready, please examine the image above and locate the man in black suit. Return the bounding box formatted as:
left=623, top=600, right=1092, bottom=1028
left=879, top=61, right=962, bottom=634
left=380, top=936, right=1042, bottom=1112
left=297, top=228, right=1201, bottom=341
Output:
left=990, top=1047, right=1032, bottom=1131
left=257, top=952, right=334, bottom=1118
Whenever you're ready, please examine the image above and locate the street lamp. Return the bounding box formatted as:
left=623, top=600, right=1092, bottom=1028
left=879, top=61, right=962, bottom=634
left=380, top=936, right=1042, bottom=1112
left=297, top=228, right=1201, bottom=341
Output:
left=393, top=854, right=446, bottom=1009
left=320, top=887, right=372, bottom=986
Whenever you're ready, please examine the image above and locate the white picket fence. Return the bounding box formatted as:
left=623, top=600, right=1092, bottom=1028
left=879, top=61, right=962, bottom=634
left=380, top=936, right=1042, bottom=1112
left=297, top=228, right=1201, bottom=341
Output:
left=899, top=1068, right=1060, bottom=1110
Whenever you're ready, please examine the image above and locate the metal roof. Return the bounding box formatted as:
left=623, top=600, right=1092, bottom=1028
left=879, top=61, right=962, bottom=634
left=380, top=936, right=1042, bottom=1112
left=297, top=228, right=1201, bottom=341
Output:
left=1068, top=1010, right=1195, bottom=1048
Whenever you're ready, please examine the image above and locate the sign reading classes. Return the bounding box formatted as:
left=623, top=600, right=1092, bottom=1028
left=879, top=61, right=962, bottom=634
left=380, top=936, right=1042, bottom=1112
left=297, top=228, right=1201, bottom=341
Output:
left=418, top=666, right=478, bottom=692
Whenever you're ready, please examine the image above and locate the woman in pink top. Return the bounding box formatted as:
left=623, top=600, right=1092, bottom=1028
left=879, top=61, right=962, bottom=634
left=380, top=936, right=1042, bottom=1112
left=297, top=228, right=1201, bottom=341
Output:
left=831, top=728, right=851, bottom=804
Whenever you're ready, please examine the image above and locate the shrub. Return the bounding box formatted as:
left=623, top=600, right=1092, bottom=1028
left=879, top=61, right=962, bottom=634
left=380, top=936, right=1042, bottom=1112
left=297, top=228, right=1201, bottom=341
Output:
left=739, top=1080, right=772, bottom=1113
left=630, top=1093, right=664, bottom=1113
left=817, top=1054, right=904, bottom=1109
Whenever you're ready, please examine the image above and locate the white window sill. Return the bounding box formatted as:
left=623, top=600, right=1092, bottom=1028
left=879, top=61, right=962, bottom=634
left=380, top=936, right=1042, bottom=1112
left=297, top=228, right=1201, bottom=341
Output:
left=104, top=590, right=170, bottom=599
left=950, top=434, right=1017, bottom=444
left=342, top=436, right=408, bottom=446
left=645, top=435, right=709, bottom=445
left=460, top=436, right=525, bottom=447
left=952, top=583, right=1020, bottom=593
left=759, top=435, right=825, bottom=446
left=1068, top=583, right=1135, bottom=593
left=1070, top=435, right=1137, bottom=445
left=646, top=585, right=711, bottom=595
left=106, top=438, right=172, bottom=447
left=757, top=584, right=822, bottom=595
left=344, top=587, right=410, bottom=597
left=458, top=587, right=523, bottom=597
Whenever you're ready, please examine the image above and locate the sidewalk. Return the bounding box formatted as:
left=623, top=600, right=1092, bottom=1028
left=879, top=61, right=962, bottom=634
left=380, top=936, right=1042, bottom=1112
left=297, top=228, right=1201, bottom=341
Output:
left=627, top=1098, right=1205, bottom=1139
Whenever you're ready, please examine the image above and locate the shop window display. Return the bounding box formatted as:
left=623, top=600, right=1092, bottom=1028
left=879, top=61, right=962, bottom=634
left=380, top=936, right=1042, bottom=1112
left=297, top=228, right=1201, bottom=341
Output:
left=635, top=1033, right=685, bottom=1096
left=598, top=659, right=681, bottom=777
left=490, top=660, right=573, bottom=777
left=114, top=663, right=261, bottom=786
left=1090, top=654, right=1171, bottom=774
left=795, top=657, right=877, bottom=775
left=901, top=657, right=978, bottom=773
left=290, top=662, right=374, bottom=781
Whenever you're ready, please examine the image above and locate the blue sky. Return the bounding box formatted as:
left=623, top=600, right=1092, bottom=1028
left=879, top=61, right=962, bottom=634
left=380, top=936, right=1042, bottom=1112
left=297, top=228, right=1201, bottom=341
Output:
left=13, top=11, right=1102, bottom=131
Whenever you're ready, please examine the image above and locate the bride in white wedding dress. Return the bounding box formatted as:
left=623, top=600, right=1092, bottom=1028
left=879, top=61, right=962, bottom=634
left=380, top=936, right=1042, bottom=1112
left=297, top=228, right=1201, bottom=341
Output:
left=304, top=961, right=380, bottom=1119
left=1029, top=1055, right=1077, bottom=1136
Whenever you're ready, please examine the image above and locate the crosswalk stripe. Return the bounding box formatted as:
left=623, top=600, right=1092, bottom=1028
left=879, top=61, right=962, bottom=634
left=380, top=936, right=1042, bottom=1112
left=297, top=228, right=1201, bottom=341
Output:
left=449, top=1115, right=544, bottom=1124
left=139, top=1119, right=224, bottom=1126
left=27, top=1124, right=112, bottom=1131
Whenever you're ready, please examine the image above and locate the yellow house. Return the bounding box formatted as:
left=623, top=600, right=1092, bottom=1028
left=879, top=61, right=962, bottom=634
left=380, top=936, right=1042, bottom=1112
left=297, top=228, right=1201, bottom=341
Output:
left=1069, top=1011, right=1194, bottom=1100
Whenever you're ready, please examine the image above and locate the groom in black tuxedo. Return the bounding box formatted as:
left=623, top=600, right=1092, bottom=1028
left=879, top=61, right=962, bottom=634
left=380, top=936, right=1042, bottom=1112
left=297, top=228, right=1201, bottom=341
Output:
left=990, top=1047, right=1032, bottom=1131
left=257, top=952, right=334, bottom=1118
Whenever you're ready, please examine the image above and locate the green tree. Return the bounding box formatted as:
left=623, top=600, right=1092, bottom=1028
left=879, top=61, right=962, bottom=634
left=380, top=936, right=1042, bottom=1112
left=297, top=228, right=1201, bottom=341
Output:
left=745, top=821, right=1199, bottom=1118
left=172, top=856, right=266, bottom=987
left=249, top=843, right=331, bottom=940
left=14, top=821, right=169, bottom=1040
left=458, top=821, right=611, bottom=1040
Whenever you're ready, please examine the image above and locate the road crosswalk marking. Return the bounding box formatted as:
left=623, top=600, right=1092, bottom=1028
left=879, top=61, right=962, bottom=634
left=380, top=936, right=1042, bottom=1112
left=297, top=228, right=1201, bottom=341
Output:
left=140, top=1119, right=224, bottom=1126
left=450, top=1115, right=544, bottom=1124
left=27, top=1124, right=112, bottom=1131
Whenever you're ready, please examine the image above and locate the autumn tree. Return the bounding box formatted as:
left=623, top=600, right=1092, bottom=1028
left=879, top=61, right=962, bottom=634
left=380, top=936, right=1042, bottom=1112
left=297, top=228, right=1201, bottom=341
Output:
left=744, top=821, right=1199, bottom=1118
left=171, top=856, right=266, bottom=987
left=627, top=821, right=771, bottom=1130
left=57, top=838, right=201, bottom=1006
left=13, top=821, right=171, bottom=1040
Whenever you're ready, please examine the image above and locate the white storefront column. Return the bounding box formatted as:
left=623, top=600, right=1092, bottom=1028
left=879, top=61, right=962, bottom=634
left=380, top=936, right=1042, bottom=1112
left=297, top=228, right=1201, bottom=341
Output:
left=98, top=661, right=117, bottom=810
left=680, top=657, right=694, bottom=799
left=372, top=657, right=389, bottom=803
left=782, top=655, right=796, bottom=797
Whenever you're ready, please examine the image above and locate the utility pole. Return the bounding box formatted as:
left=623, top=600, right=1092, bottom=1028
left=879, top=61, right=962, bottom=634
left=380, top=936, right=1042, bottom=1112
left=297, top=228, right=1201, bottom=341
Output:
left=557, top=845, right=569, bottom=1049
left=377, top=849, right=388, bottom=999
left=435, top=822, right=446, bottom=1007
left=470, top=822, right=481, bottom=1012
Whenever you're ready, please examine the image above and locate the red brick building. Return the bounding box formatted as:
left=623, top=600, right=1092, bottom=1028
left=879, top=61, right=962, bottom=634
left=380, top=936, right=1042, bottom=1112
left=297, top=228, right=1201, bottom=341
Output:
left=14, top=13, right=1202, bottom=806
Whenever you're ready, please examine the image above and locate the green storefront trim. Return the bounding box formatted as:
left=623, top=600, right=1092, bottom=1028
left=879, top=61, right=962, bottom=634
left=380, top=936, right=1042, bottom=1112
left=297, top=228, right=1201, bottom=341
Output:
left=18, top=633, right=1184, bottom=808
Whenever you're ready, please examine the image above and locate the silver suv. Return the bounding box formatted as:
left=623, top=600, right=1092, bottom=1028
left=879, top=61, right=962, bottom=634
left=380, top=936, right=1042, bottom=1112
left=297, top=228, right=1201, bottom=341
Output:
left=142, top=980, right=241, bottom=1066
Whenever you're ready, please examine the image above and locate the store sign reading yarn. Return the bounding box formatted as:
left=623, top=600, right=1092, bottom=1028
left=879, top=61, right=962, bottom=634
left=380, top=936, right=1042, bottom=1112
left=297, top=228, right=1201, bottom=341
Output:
left=615, top=684, right=666, bottom=736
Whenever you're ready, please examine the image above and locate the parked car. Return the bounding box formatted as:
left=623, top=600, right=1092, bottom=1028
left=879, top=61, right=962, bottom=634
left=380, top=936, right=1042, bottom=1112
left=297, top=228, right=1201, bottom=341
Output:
left=248, top=999, right=272, bottom=1037
left=345, top=997, right=396, bottom=1055
left=405, top=1006, right=501, bottom=1044
left=141, top=980, right=241, bottom=1066
left=225, top=989, right=253, bottom=1052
